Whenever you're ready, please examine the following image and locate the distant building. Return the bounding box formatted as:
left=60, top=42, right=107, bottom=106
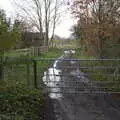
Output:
left=20, top=32, right=45, bottom=48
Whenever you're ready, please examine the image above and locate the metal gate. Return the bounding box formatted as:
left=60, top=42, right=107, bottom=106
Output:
left=32, top=55, right=120, bottom=120
left=33, top=57, right=120, bottom=96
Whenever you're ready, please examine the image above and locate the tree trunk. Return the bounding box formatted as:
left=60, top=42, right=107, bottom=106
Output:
left=98, top=0, right=104, bottom=58
left=44, top=0, right=49, bottom=47
left=98, top=35, right=104, bottom=58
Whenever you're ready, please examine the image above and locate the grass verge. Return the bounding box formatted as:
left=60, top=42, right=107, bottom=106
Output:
left=35, top=48, right=62, bottom=87
left=40, top=48, right=63, bottom=58
left=74, top=49, right=120, bottom=92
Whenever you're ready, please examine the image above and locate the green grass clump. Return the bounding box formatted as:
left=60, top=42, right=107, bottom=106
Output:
left=74, top=49, right=120, bottom=92
left=36, top=48, right=62, bottom=80
left=35, top=48, right=62, bottom=69
left=0, top=81, right=44, bottom=120
left=40, top=48, right=62, bottom=58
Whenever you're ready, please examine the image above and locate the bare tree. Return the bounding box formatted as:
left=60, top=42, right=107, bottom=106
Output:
left=50, top=0, right=62, bottom=47
left=71, top=0, right=120, bottom=58
left=13, top=0, right=63, bottom=47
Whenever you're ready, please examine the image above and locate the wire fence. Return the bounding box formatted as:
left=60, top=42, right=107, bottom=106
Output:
left=1, top=57, right=120, bottom=93
left=34, top=58, right=120, bottom=94
left=1, top=57, right=120, bottom=119
left=2, top=58, right=34, bottom=88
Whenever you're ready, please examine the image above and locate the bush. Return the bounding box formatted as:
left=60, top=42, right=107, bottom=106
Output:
left=0, top=81, right=44, bottom=120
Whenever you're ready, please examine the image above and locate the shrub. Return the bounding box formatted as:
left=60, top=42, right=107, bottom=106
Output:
left=0, top=81, right=44, bottom=120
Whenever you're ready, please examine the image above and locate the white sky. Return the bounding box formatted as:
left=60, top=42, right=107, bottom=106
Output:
left=0, top=0, right=75, bottom=38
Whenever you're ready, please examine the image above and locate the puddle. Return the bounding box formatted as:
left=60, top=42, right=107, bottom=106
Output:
left=70, top=60, right=76, bottom=64
left=43, top=59, right=63, bottom=99
left=64, top=50, right=76, bottom=54
left=43, top=50, right=76, bottom=99
left=42, top=50, right=120, bottom=120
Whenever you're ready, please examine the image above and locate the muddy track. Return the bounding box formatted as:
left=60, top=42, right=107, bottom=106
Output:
left=42, top=52, right=120, bottom=120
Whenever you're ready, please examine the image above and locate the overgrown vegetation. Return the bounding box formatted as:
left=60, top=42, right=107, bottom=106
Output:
left=0, top=81, right=44, bottom=120
left=0, top=47, right=62, bottom=119
left=0, top=9, right=20, bottom=80
left=40, top=48, right=62, bottom=58
left=2, top=48, right=62, bottom=88
left=69, top=0, right=120, bottom=92
left=74, top=49, right=120, bottom=92
left=70, top=0, right=120, bottom=58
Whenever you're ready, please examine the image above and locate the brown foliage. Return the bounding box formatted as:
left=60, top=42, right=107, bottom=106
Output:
left=71, top=0, right=120, bottom=58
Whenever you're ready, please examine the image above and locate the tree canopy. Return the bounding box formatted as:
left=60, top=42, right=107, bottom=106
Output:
left=70, top=0, right=120, bottom=58
left=0, top=9, right=19, bottom=52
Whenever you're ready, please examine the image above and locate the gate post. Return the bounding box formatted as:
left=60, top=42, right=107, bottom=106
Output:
left=33, top=60, right=38, bottom=88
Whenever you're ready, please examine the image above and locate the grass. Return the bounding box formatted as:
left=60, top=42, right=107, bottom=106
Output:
left=2, top=48, right=62, bottom=88
left=74, top=48, right=120, bottom=92
left=3, top=47, right=120, bottom=92
left=3, top=56, right=34, bottom=88
left=40, top=48, right=62, bottom=58
left=74, top=48, right=95, bottom=59
left=35, top=48, right=62, bottom=87
left=3, top=48, right=62, bottom=88
left=37, top=48, right=62, bottom=67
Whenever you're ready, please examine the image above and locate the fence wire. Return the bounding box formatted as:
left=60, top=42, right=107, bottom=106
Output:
left=2, top=58, right=35, bottom=88
left=35, top=58, right=120, bottom=94
left=1, top=57, right=120, bottom=119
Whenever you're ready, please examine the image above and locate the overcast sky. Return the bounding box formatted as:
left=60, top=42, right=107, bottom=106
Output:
left=0, top=0, right=75, bottom=38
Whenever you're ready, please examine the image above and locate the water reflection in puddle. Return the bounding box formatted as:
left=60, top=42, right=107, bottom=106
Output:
left=43, top=59, right=62, bottom=99
left=43, top=50, right=76, bottom=99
